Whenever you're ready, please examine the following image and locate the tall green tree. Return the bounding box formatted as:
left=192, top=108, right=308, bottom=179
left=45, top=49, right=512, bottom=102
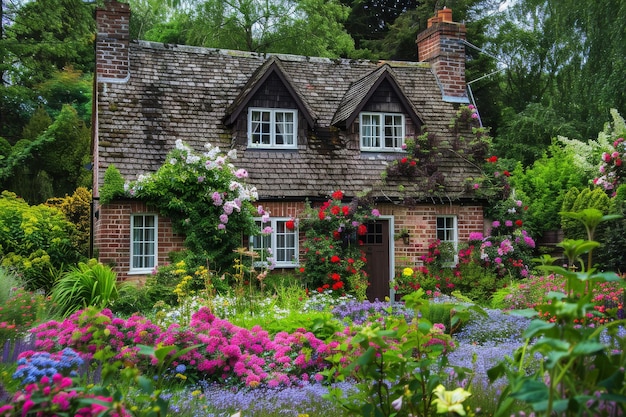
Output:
left=0, top=0, right=95, bottom=142
left=137, top=0, right=355, bottom=57
left=489, top=0, right=626, bottom=161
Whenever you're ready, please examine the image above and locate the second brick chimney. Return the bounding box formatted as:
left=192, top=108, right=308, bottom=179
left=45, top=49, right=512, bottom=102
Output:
left=416, top=8, right=468, bottom=103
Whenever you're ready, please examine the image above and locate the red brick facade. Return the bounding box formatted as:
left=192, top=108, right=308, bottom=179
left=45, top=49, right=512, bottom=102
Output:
left=94, top=201, right=185, bottom=283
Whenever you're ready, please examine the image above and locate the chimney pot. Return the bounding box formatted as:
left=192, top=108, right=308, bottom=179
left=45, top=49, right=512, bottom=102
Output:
left=438, top=7, right=453, bottom=22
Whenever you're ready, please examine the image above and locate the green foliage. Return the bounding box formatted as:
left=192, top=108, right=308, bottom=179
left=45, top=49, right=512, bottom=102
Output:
left=45, top=187, right=92, bottom=258
left=0, top=191, right=82, bottom=293
left=100, top=164, right=126, bottom=205
left=21, top=106, right=53, bottom=141
left=560, top=187, right=613, bottom=241
left=509, top=144, right=587, bottom=236
left=489, top=265, right=626, bottom=416
left=299, top=191, right=375, bottom=298
left=0, top=288, right=47, bottom=344
left=37, top=67, right=92, bottom=123
left=123, top=140, right=258, bottom=273
left=138, top=0, right=355, bottom=58
left=323, top=289, right=471, bottom=417
left=51, top=260, right=121, bottom=317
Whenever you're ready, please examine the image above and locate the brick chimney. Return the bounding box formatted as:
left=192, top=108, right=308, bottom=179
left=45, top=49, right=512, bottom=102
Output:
left=95, top=0, right=130, bottom=83
left=416, top=8, right=468, bottom=103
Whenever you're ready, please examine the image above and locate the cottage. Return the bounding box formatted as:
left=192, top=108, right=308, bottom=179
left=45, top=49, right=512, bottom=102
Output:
left=92, top=0, right=486, bottom=301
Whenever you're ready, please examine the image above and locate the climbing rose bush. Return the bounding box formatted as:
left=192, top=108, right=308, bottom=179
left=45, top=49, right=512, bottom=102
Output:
left=123, top=140, right=259, bottom=271
left=299, top=191, right=379, bottom=299
left=594, top=136, right=626, bottom=195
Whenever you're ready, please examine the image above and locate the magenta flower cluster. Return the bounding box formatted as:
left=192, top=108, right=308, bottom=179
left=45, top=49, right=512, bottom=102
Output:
left=0, top=372, right=131, bottom=417
left=30, top=307, right=331, bottom=388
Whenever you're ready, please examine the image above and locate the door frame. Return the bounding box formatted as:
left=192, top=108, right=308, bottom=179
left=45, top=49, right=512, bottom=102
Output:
left=378, top=215, right=396, bottom=302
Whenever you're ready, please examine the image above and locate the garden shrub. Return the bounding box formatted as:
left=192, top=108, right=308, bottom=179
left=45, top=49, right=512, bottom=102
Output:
left=560, top=187, right=612, bottom=240
left=45, top=186, right=91, bottom=257
left=299, top=190, right=378, bottom=299
left=98, top=163, right=125, bottom=205
left=118, top=140, right=259, bottom=274
left=0, top=191, right=82, bottom=293
left=0, top=288, right=47, bottom=346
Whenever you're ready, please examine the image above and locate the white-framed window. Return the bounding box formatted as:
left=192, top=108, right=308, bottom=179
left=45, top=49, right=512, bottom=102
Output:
left=250, top=218, right=298, bottom=268
left=360, top=112, right=405, bottom=151
left=248, top=108, right=298, bottom=149
left=130, top=214, right=158, bottom=273
left=436, top=216, right=458, bottom=265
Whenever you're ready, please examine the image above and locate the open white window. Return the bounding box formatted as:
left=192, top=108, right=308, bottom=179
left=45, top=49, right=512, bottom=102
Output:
left=248, top=108, right=298, bottom=149
left=130, top=214, right=158, bottom=273
left=360, top=112, right=405, bottom=151
left=251, top=218, right=298, bottom=268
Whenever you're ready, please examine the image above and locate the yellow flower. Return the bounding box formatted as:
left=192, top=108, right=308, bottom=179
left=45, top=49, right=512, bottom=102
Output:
left=431, top=384, right=471, bottom=416
left=402, top=267, right=414, bottom=277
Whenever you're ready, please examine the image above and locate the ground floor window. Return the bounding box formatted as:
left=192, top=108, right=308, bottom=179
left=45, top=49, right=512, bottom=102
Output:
left=436, top=215, right=457, bottom=265
left=130, top=214, right=157, bottom=273
left=251, top=218, right=298, bottom=268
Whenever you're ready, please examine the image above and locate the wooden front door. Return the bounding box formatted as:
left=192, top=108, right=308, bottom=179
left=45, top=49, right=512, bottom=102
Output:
left=363, top=220, right=390, bottom=302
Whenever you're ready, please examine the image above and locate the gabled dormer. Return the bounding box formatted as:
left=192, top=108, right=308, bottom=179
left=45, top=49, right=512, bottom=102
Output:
left=224, top=57, right=316, bottom=150
left=332, top=65, right=424, bottom=152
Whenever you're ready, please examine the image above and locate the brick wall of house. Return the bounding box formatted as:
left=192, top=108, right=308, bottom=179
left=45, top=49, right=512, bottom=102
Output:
left=95, top=200, right=482, bottom=282
left=94, top=201, right=185, bottom=283
left=376, top=203, right=484, bottom=267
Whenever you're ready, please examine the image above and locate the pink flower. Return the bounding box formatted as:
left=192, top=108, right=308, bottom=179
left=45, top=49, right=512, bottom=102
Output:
left=473, top=183, right=480, bottom=189
left=371, top=209, right=380, bottom=217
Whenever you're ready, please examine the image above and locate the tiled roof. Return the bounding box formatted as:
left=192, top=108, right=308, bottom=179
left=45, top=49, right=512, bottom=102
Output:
left=96, top=41, right=483, bottom=202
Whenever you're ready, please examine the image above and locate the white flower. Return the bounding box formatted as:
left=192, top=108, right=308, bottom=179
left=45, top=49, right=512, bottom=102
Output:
left=229, top=181, right=240, bottom=191
left=170, top=158, right=177, bottom=165
left=391, top=397, right=403, bottom=411
left=186, top=154, right=200, bottom=164
left=227, top=149, right=237, bottom=159
left=175, top=139, right=185, bottom=150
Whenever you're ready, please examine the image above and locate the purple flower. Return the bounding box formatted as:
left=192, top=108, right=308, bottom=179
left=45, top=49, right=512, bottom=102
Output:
left=469, top=232, right=483, bottom=241
left=212, top=192, right=223, bottom=206
left=371, top=209, right=380, bottom=217
left=219, top=214, right=228, bottom=224
left=218, top=223, right=226, bottom=230
left=505, top=220, right=513, bottom=227
left=492, top=221, right=500, bottom=228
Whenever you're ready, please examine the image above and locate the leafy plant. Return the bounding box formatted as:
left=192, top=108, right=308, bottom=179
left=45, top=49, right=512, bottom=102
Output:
left=0, top=191, right=81, bottom=293
left=99, top=163, right=126, bottom=205
left=299, top=190, right=378, bottom=298
left=50, top=260, right=121, bottom=317
left=121, top=140, right=259, bottom=273
left=323, top=290, right=478, bottom=417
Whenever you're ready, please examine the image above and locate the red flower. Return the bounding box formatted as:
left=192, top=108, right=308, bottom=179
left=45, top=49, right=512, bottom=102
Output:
left=332, top=190, right=344, bottom=200
left=299, top=267, right=305, bottom=273
left=503, top=170, right=510, bottom=177
left=331, top=273, right=341, bottom=281
left=331, top=205, right=340, bottom=215
left=285, top=220, right=295, bottom=230
left=342, top=205, right=350, bottom=216
left=410, top=160, right=416, bottom=166
left=318, top=210, right=326, bottom=220
left=333, top=230, right=341, bottom=239
left=332, top=281, right=344, bottom=290
left=515, top=219, right=523, bottom=227
left=330, top=255, right=341, bottom=263
left=358, top=224, right=367, bottom=235
left=487, top=155, right=498, bottom=163
left=401, top=157, right=408, bottom=164
left=347, top=258, right=354, bottom=264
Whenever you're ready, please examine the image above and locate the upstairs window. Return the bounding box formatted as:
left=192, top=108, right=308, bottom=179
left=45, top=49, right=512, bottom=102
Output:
left=360, top=112, right=405, bottom=151
left=130, top=214, right=157, bottom=273
left=250, top=218, right=298, bottom=268
left=248, top=108, right=298, bottom=149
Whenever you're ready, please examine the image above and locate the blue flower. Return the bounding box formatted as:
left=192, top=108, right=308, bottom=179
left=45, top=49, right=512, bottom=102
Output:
left=175, top=364, right=187, bottom=374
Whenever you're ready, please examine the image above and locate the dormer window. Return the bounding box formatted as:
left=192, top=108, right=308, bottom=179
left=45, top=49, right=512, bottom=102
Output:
left=360, top=112, right=405, bottom=151
left=248, top=108, right=298, bottom=149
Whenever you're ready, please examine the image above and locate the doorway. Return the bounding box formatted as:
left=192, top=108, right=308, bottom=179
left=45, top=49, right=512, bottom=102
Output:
left=362, top=219, right=391, bottom=302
